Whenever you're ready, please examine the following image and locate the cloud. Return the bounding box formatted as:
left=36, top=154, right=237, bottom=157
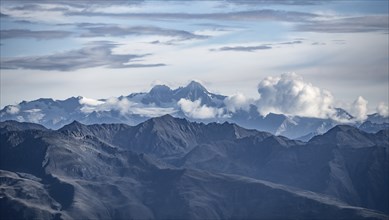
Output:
left=376, top=102, right=389, bottom=117
left=80, top=97, right=132, bottom=115
left=225, top=0, right=331, bottom=6
left=5, top=105, right=20, bottom=114
left=296, top=15, right=389, bottom=33
left=0, top=41, right=165, bottom=71
left=0, top=12, right=10, bottom=17
left=0, top=29, right=73, bottom=40
left=224, top=93, right=251, bottom=113
left=178, top=98, right=223, bottom=119
left=131, top=107, right=176, bottom=118
left=213, top=45, right=272, bottom=52
left=256, top=73, right=335, bottom=118
left=80, top=97, right=176, bottom=117
left=79, top=97, right=104, bottom=106
left=80, top=25, right=208, bottom=40
left=349, top=96, right=368, bottom=121
left=211, top=40, right=303, bottom=52
left=280, top=40, right=303, bottom=45
left=24, top=109, right=45, bottom=123
left=67, top=9, right=318, bottom=23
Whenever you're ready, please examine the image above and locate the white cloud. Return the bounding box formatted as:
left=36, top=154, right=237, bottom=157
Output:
left=224, top=93, right=251, bottom=113
left=6, top=105, right=20, bottom=114
left=79, top=97, right=104, bottom=106
left=349, top=96, right=368, bottom=121
left=178, top=98, right=223, bottom=119
left=80, top=97, right=133, bottom=115
left=376, top=102, right=389, bottom=117
left=256, top=73, right=335, bottom=118
left=24, top=109, right=44, bottom=123
left=131, top=107, right=176, bottom=118
left=80, top=96, right=176, bottom=117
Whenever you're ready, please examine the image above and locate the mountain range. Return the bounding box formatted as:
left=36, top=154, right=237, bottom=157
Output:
left=2, top=81, right=388, bottom=140
left=1, top=115, right=388, bottom=219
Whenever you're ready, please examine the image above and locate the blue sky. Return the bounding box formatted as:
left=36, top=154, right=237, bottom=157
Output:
left=0, top=0, right=388, bottom=115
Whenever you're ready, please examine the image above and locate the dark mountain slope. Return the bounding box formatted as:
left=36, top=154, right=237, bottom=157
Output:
left=178, top=125, right=389, bottom=214
left=0, top=120, right=48, bottom=131
left=1, top=119, right=388, bottom=219
left=1, top=120, right=387, bottom=219
left=57, top=115, right=268, bottom=158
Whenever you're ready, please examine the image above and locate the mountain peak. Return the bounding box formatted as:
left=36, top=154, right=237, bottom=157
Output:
left=334, top=108, right=353, bottom=120
left=59, top=120, right=89, bottom=133
left=149, top=114, right=189, bottom=126
left=185, top=80, right=208, bottom=92
left=328, top=125, right=367, bottom=135
left=309, top=125, right=375, bottom=148
left=173, top=80, right=218, bottom=105
left=149, top=84, right=171, bottom=93
left=0, top=120, right=47, bottom=131
left=154, top=114, right=175, bottom=121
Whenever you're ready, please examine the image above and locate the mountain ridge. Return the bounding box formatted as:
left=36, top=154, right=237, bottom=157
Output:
left=3, top=81, right=387, bottom=139
left=1, top=118, right=388, bottom=219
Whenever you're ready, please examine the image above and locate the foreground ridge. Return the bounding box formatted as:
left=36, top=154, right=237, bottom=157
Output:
left=0, top=117, right=388, bottom=219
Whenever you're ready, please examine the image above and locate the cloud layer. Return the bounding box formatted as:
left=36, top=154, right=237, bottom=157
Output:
left=80, top=25, right=208, bottom=40
left=0, top=41, right=165, bottom=71
left=1, top=29, right=72, bottom=39
left=296, top=16, right=389, bottom=33
left=215, top=45, right=272, bottom=52
left=80, top=97, right=176, bottom=117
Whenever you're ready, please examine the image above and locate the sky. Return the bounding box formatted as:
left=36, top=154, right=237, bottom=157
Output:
left=0, top=0, right=388, bottom=116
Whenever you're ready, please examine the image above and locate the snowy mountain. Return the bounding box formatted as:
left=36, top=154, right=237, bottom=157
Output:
left=1, top=117, right=388, bottom=219
left=1, top=81, right=388, bottom=139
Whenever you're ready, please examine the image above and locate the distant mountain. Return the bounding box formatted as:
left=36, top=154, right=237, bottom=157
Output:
left=359, top=121, right=389, bottom=133
left=1, top=81, right=388, bottom=139
left=1, top=118, right=387, bottom=219
left=138, top=80, right=226, bottom=107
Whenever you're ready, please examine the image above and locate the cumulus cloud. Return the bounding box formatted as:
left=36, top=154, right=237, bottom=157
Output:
left=224, top=93, right=251, bottom=113
left=178, top=98, right=223, bottom=119
left=256, top=73, right=335, bottom=118
left=0, top=41, right=165, bottom=71
left=376, top=102, right=389, bottom=117
left=349, top=96, right=368, bottom=121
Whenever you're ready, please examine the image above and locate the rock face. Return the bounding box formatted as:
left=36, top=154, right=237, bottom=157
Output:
left=1, top=116, right=388, bottom=219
